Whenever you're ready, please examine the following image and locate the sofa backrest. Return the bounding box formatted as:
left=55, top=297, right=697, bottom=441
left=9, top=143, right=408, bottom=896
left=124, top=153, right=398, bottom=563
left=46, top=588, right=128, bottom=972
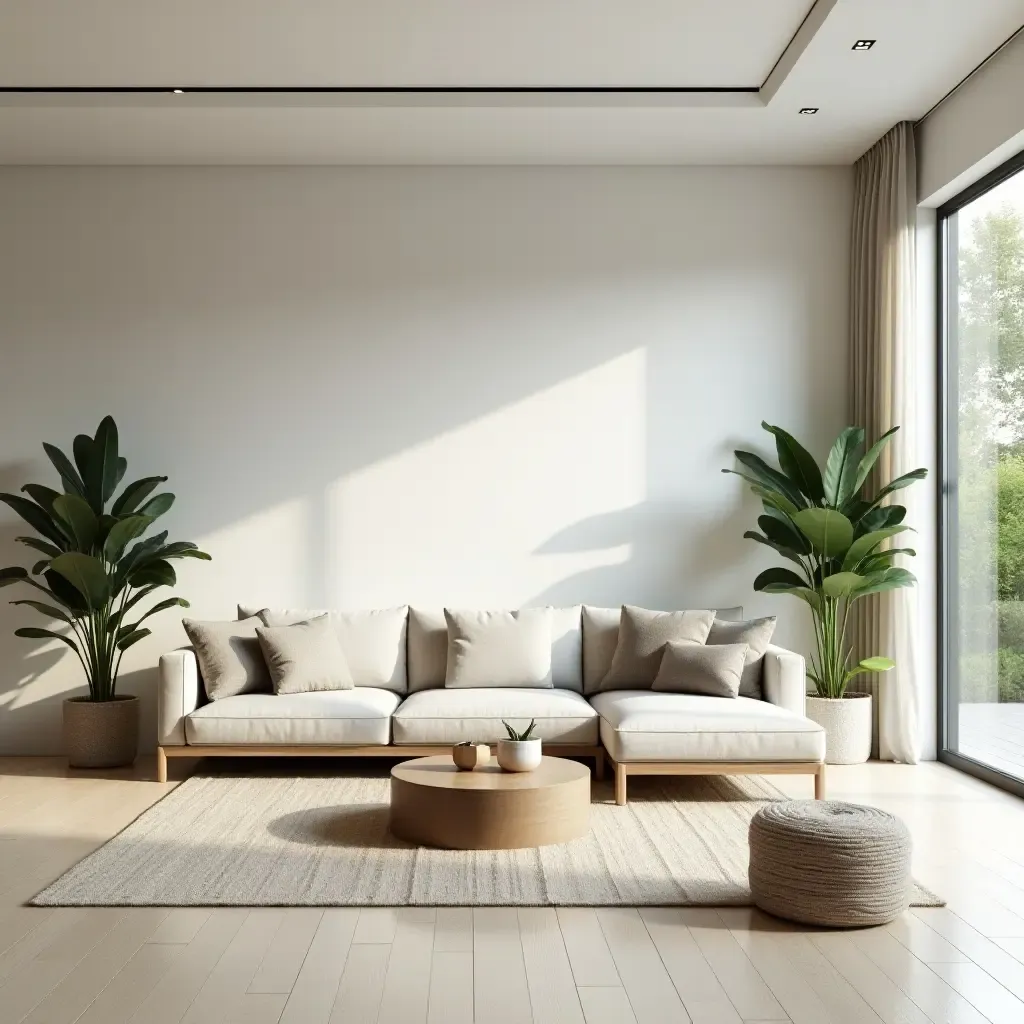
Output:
left=408, top=606, right=584, bottom=693
left=238, top=605, right=408, bottom=694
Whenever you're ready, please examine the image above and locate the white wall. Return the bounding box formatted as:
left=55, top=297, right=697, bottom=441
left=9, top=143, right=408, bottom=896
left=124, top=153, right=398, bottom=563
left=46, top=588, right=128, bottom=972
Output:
left=917, top=29, right=1024, bottom=206
left=0, top=166, right=851, bottom=753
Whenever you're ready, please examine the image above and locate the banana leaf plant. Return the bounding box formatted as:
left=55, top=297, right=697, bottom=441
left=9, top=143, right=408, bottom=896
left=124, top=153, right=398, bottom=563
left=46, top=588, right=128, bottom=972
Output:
left=724, top=423, right=927, bottom=699
left=0, top=416, right=210, bottom=701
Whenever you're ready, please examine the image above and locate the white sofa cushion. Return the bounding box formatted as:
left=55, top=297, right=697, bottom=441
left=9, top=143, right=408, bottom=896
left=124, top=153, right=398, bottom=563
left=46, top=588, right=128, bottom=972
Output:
left=182, top=616, right=271, bottom=700
left=445, top=608, right=553, bottom=688
left=706, top=616, right=777, bottom=699
left=256, top=615, right=354, bottom=694
left=408, top=606, right=584, bottom=693
left=591, top=691, right=825, bottom=763
left=185, top=688, right=400, bottom=746
left=392, top=687, right=598, bottom=745
left=582, top=604, right=743, bottom=694
left=239, top=605, right=408, bottom=694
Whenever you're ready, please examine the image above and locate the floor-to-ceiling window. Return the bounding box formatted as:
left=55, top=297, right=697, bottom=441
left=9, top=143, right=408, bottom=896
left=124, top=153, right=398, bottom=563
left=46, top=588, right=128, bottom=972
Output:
left=941, top=149, right=1024, bottom=790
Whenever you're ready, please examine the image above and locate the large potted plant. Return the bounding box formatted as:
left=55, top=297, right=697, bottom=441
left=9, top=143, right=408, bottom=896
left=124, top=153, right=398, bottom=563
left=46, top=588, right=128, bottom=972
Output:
left=0, top=416, right=210, bottom=768
left=725, top=423, right=926, bottom=764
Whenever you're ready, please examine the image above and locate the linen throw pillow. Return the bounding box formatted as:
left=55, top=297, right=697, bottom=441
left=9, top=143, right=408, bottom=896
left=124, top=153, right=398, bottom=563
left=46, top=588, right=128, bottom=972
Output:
left=706, top=615, right=777, bottom=698
left=181, top=616, right=271, bottom=700
left=256, top=615, right=354, bottom=694
left=444, top=608, right=553, bottom=688
left=652, top=641, right=749, bottom=698
left=595, top=605, right=716, bottom=692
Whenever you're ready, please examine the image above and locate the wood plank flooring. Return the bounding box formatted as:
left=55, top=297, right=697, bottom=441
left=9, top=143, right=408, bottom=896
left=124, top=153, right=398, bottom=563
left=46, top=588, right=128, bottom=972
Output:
left=2, top=756, right=1024, bottom=1022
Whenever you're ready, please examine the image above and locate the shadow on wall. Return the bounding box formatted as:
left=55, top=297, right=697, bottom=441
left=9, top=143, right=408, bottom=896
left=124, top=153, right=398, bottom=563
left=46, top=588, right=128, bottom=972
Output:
left=0, top=167, right=850, bottom=752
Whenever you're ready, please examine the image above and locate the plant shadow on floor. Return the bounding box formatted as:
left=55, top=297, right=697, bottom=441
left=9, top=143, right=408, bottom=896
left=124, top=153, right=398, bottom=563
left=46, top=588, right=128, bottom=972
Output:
left=267, top=803, right=401, bottom=849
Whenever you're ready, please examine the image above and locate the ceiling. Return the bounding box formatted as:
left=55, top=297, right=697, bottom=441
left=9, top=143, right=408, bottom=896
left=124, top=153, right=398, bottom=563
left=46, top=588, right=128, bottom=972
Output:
left=0, top=0, right=1022, bottom=165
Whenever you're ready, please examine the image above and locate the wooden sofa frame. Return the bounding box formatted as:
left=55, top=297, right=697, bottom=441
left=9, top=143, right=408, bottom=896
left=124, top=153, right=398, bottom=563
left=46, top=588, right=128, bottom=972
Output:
left=157, top=743, right=824, bottom=805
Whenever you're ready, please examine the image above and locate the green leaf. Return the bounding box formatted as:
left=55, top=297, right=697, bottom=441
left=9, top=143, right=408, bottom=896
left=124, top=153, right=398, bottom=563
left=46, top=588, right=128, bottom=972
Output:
left=157, top=541, right=211, bottom=560
left=851, top=567, right=917, bottom=599
left=841, top=525, right=913, bottom=571
left=119, top=596, right=190, bottom=635
left=43, top=569, right=89, bottom=613
left=732, top=451, right=807, bottom=509
left=823, top=427, right=865, bottom=506
left=102, top=515, right=154, bottom=563
left=21, top=483, right=62, bottom=515
left=868, top=468, right=929, bottom=508
left=0, top=492, right=68, bottom=547
left=855, top=504, right=906, bottom=536
left=10, top=599, right=73, bottom=623
left=14, top=626, right=80, bottom=653
left=821, top=571, right=866, bottom=598
left=83, top=415, right=121, bottom=510
left=112, top=476, right=167, bottom=517
left=0, top=566, right=29, bottom=587
left=52, top=494, right=99, bottom=550
left=750, top=485, right=801, bottom=520
left=129, top=560, right=176, bottom=588
left=41, top=442, right=87, bottom=498
left=138, top=493, right=175, bottom=518
left=31, top=559, right=51, bottom=575
left=48, top=552, right=110, bottom=608
left=753, top=567, right=808, bottom=591
left=72, top=434, right=94, bottom=483
left=743, top=531, right=806, bottom=567
left=852, top=426, right=899, bottom=494
left=859, top=656, right=895, bottom=672
left=757, top=514, right=811, bottom=555
left=16, top=537, right=61, bottom=558
left=113, top=456, right=128, bottom=490
left=761, top=422, right=825, bottom=502
left=792, top=508, right=854, bottom=557
left=115, top=627, right=151, bottom=651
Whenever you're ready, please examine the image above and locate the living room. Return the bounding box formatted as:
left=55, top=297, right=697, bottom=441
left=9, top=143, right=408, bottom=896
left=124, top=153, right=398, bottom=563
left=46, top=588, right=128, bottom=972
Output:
left=2, top=3, right=1024, bottom=1023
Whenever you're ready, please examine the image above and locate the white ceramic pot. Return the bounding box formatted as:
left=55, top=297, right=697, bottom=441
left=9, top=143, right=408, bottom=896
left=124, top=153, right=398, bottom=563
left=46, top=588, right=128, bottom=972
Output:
left=806, top=693, right=873, bottom=765
left=497, top=738, right=543, bottom=772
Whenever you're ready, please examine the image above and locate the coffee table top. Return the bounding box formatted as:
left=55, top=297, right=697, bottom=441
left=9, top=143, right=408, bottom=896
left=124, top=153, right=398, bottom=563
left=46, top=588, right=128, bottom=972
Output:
left=391, top=754, right=589, bottom=792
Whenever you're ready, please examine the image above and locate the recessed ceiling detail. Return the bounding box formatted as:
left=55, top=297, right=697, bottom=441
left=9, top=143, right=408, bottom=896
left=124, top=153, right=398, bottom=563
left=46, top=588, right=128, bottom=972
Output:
left=0, top=1, right=1021, bottom=166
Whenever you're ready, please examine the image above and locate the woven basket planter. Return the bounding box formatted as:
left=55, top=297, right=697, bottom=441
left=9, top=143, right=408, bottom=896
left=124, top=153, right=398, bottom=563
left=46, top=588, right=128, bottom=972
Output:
left=749, top=800, right=911, bottom=927
left=63, top=695, right=139, bottom=769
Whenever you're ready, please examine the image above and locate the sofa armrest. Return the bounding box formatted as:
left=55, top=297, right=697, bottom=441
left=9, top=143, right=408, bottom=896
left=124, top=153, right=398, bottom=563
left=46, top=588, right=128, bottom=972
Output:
left=762, top=644, right=807, bottom=717
left=158, top=648, right=201, bottom=746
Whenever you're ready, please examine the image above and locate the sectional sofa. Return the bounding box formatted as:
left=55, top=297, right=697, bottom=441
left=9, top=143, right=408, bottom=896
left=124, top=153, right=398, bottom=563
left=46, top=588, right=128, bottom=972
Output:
left=157, top=605, right=827, bottom=804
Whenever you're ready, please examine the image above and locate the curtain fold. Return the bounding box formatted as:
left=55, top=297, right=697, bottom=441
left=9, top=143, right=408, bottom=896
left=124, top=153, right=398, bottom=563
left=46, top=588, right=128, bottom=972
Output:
left=849, top=121, right=921, bottom=764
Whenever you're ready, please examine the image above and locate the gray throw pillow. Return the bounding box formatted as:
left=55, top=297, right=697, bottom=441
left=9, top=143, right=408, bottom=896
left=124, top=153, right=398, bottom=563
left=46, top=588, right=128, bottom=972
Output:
left=256, top=615, right=354, bottom=694
left=652, top=641, right=749, bottom=698
left=706, top=616, right=777, bottom=698
left=596, top=605, right=716, bottom=692
left=444, top=608, right=553, bottom=688
left=181, top=616, right=271, bottom=700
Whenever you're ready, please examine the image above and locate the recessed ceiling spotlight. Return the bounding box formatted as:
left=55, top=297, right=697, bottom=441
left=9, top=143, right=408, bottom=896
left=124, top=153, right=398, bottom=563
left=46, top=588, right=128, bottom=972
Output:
left=799, top=107, right=819, bottom=115
left=852, top=40, right=876, bottom=51
left=172, top=88, right=184, bottom=94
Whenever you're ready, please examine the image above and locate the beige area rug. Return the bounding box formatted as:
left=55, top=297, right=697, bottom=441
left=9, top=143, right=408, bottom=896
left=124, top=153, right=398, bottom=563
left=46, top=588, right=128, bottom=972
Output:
left=32, top=768, right=943, bottom=908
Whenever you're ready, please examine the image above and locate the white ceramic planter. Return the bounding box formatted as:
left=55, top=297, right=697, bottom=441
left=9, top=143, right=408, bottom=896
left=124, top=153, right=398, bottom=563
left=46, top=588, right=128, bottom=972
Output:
left=497, top=738, right=543, bottom=772
left=806, top=693, right=873, bottom=765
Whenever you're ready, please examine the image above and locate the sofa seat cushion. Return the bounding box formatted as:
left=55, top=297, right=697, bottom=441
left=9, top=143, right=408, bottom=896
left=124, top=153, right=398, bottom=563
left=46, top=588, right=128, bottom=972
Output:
left=590, top=691, right=825, bottom=763
left=392, top=688, right=598, bottom=745
left=185, top=688, right=400, bottom=746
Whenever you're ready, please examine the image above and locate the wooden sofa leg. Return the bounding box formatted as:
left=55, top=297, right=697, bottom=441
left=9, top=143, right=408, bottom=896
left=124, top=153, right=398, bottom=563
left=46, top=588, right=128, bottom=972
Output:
left=615, top=763, right=628, bottom=806
left=156, top=746, right=168, bottom=784
left=594, top=748, right=606, bottom=782
left=814, top=764, right=826, bottom=800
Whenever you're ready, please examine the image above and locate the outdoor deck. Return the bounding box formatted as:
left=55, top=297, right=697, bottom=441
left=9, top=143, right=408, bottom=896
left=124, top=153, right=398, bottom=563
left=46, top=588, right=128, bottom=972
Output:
left=958, top=702, right=1024, bottom=779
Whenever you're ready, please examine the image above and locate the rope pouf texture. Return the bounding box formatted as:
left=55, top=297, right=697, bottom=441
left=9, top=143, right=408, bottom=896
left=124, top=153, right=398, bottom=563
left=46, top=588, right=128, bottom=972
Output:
left=748, top=800, right=912, bottom=927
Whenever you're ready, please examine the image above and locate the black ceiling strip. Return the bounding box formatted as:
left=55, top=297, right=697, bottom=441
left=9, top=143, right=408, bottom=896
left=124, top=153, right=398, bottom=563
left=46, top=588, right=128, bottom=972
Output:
left=0, top=85, right=759, bottom=95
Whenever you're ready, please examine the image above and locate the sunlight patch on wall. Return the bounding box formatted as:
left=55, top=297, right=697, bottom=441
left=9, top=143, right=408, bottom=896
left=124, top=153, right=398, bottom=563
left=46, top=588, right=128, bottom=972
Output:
left=326, top=350, right=647, bottom=608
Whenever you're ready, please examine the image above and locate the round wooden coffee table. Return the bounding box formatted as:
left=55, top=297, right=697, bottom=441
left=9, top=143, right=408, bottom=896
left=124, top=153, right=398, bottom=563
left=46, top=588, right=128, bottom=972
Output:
left=389, top=755, right=590, bottom=850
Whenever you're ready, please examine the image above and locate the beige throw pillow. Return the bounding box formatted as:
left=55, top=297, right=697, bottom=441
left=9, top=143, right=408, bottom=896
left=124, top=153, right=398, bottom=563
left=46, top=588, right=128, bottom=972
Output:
left=182, top=616, right=271, bottom=700
left=596, top=605, right=716, bottom=692
left=444, top=608, right=553, bottom=688
left=652, top=641, right=748, bottom=698
left=706, top=616, right=777, bottom=698
left=256, top=615, right=354, bottom=694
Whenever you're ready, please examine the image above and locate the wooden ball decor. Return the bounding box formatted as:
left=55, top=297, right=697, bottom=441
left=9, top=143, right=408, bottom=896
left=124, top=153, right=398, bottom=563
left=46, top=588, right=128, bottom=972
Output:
left=452, top=742, right=491, bottom=771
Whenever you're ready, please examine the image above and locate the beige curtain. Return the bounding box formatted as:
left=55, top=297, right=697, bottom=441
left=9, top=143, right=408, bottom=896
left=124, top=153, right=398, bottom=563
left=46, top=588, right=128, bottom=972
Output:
left=849, top=121, right=921, bottom=764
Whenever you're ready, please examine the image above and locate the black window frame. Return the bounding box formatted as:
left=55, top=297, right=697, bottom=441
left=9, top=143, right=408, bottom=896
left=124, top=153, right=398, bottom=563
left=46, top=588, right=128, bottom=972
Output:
left=938, top=144, right=1024, bottom=797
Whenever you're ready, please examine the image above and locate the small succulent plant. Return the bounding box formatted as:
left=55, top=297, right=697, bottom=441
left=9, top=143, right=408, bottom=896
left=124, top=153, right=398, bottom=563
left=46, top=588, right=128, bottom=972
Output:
left=502, top=719, right=538, bottom=742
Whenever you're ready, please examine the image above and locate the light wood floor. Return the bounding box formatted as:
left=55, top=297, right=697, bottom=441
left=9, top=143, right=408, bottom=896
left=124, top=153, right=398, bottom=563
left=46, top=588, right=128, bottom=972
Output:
left=3, top=758, right=1024, bottom=1023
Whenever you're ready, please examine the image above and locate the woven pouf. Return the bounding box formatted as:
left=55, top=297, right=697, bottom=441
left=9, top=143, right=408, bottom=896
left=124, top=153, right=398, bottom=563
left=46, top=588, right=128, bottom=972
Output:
left=748, top=800, right=912, bottom=927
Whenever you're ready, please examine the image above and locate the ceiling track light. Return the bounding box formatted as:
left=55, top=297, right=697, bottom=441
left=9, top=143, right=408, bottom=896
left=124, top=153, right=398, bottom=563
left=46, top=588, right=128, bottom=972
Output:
left=852, top=40, right=876, bottom=51
left=799, top=107, right=819, bottom=115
